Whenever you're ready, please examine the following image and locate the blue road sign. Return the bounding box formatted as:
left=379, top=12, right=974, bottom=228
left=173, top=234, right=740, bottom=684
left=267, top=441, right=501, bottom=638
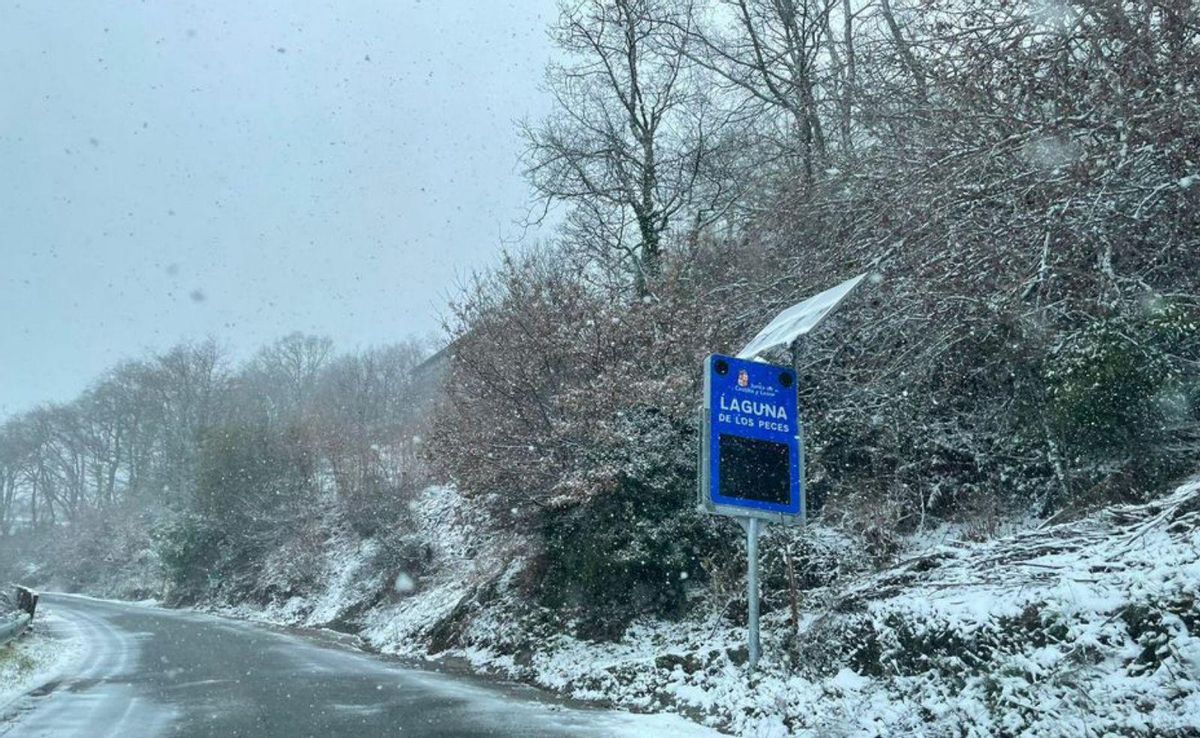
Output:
left=700, top=353, right=804, bottom=523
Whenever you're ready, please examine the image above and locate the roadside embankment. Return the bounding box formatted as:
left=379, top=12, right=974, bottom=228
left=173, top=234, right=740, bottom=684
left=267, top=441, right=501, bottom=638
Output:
left=202, top=479, right=1200, bottom=736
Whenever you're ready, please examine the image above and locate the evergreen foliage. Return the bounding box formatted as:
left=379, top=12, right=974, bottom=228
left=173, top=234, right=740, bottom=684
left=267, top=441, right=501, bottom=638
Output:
left=534, top=408, right=724, bottom=639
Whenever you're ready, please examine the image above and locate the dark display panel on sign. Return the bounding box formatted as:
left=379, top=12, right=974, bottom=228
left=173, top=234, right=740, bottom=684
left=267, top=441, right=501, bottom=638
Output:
left=717, top=434, right=790, bottom=504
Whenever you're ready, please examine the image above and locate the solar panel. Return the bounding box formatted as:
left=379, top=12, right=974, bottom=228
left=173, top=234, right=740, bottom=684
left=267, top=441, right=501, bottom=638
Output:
left=737, top=273, right=867, bottom=360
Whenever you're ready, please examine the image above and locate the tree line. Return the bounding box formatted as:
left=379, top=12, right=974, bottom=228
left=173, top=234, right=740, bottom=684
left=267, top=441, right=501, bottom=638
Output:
left=0, top=335, right=431, bottom=598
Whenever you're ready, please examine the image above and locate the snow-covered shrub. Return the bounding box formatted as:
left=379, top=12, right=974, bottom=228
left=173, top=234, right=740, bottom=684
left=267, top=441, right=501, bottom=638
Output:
left=534, top=407, right=727, bottom=640
left=1046, top=301, right=1199, bottom=502
left=429, top=248, right=750, bottom=632
left=365, top=505, right=431, bottom=588
left=42, top=504, right=162, bottom=599
left=153, top=513, right=227, bottom=603
left=194, top=423, right=316, bottom=531
left=0, top=502, right=163, bottom=599
left=154, top=422, right=320, bottom=603
left=257, top=516, right=328, bottom=602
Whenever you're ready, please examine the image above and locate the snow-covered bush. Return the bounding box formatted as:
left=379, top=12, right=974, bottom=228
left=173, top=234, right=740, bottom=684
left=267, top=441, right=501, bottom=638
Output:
left=0, top=502, right=163, bottom=599
left=152, top=422, right=318, bottom=602
left=430, top=249, right=746, bottom=634
left=1046, top=301, right=1199, bottom=503
left=153, top=513, right=227, bottom=603
left=534, top=407, right=727, bottom=639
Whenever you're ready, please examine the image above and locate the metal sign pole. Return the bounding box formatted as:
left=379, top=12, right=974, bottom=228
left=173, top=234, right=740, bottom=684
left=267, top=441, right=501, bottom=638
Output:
left=743, top=516, right=761, bottom=670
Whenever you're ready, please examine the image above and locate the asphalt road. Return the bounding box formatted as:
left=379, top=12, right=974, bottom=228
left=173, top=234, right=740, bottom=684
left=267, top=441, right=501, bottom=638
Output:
left=1, top=594, right=717, bottom=737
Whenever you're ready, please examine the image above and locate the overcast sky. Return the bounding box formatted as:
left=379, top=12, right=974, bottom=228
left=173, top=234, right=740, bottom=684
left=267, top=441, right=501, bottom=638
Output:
left=0, top=0, right=556, bottom=416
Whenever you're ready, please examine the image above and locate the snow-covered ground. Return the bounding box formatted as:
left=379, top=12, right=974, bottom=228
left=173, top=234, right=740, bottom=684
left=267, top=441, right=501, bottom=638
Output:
left=0, top=611, right=79, bottom=713
left=207, top=480, right=1200, bottom=736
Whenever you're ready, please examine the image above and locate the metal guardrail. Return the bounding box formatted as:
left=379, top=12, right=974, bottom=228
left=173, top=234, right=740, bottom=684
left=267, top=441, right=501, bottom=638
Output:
left=0, top=612, right=32, bottom=646
left=0, top=585, right=38, bottom=647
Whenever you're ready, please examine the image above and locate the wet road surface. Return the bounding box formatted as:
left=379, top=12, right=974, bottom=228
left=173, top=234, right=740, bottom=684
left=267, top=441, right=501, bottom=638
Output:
left=0, top=594, right=718, bottom=737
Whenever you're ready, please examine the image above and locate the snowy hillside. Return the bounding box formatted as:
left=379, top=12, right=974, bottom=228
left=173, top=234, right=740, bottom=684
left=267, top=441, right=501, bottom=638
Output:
left=208, top=479, right=1200, bottom=736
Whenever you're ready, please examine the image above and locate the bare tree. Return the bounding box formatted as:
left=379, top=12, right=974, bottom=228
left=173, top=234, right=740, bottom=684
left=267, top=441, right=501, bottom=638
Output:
left=0, top=424, right=25, bottom=536
left=314, top=341, right=429, bottom=503
left=238, top=333, right=334, bottom=426
left=680, top=0, right=842, bottom=182
left=523, top=0, right=737, bottom=294
left=145, top=340, right=229, bottom=505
